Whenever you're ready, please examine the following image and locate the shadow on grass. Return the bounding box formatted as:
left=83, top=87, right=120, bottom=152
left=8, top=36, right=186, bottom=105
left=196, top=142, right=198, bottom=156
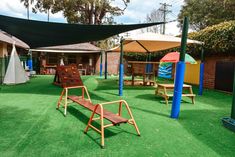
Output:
left=0, top=76, right=62, bottom=96
left=96, top=91, right=119, bottom=97
left=192, top=89, right=232, bottom=109
left=0, top=76, right=116, bottom=102
left=179, top=109, right=235, bottom=156
left=135, top=94, right=193, bottom=105
left=131, top=106, right=169, bottom=118
left=135, top=94, right=162, bottom=102
left=66, top=106, right=135, bottom=147
left=94, top=78, right=155, bottom=91
left=0, top=106, right=51, bottom=153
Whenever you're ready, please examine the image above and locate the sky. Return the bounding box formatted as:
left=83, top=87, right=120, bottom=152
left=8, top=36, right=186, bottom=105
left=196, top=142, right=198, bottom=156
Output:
left=0, top=0, right=184, bottom=35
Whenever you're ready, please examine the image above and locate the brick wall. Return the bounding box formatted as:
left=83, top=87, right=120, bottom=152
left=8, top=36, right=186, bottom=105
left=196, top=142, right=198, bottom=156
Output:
left=95, top=52, right=235, bottom=90
left=95, top=52, right=161, bottom=76
left=95, top=52, right=120, bottom=75
left=204, top=55, right=235, bottom=89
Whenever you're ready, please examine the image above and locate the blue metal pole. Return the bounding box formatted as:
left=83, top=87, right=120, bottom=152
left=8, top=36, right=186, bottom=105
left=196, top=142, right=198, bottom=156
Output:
left=171, top=62, right=186, bottom=118
left=199, top=48, right=204, bottom=95
left=119, top=38, right=124, bottom=96
left=199, top=63, right=204, bottom=95
left=105, top=52, right=108, bottom=79
left=100, top=52, right=103, bottom=77
left=148, top=53, right=152, bottom=72
left=119, top=64, right=124, bottom=96
left=171, top=17, right=189, bottom=119
left=28, top=50, right=33, bottom=71
left=146, top=53, right=149, bottom=73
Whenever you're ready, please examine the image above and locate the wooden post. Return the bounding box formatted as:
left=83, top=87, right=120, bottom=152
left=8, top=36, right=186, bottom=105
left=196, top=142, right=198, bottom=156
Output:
left=131, top=63, right=134, bottom=86
left=57, top=88, right=65, bottom=109
left=199, top=47, right=205, bottom=95
left=118, top=101, right=123, bottom=116
left=64, top=88, right=68, bottom=116
left=82, top=87, right=84, bottom=99
left=100, top=105, right=105, bottom=148
left=122, top=100, right=141, bottom=136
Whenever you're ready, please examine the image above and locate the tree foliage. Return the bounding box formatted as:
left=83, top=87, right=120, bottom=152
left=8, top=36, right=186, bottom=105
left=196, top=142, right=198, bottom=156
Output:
left=126, top=21, right=235, bottom=60
left=20, top=0, right=130, bottom=24
left=188, top=20, right=235, bottom=55
left=178, top=0, right=235, bottom=30
left=143, top=8, right=163, bottom=33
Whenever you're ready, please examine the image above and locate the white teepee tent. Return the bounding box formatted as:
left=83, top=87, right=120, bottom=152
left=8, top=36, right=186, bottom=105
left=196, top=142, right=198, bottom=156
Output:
left=60, top=58, right=64, bottom=65
left=3, top=44, right=29, bottom=84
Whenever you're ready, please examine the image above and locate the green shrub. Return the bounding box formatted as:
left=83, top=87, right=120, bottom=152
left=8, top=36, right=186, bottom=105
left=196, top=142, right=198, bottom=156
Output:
left=188, top=20, right=235, bottom=54
left=125, top=21, right=235, bottom=61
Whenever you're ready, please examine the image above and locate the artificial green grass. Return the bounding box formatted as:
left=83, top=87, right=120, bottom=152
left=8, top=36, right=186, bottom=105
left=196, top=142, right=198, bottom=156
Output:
left=0, top=75, right=234, bottom=157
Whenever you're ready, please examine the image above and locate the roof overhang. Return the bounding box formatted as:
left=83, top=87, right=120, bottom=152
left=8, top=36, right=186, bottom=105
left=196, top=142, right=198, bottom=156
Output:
left=30, top=49, right=101, bottom=53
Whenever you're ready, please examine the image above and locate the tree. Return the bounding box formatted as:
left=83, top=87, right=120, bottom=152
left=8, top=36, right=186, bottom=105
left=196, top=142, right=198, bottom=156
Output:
left=20, top=0, right=130, bottom=24
left=178, top=0, right=235, bottom=30
left=188, top=20, right=235, bottom=54
left=20, top=0, right=35, bottom=19
left=144, top=8, right=163, bottom=33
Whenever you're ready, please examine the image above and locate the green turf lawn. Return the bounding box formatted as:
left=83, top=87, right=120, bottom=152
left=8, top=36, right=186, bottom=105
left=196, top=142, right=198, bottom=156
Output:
left=0, top=75, right=234, bottom=157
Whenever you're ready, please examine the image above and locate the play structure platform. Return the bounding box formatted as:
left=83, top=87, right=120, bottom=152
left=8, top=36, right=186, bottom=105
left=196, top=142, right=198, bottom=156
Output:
left=53, top=64, right=83, bottom=87
left=128, top=61, right=159, bottom=86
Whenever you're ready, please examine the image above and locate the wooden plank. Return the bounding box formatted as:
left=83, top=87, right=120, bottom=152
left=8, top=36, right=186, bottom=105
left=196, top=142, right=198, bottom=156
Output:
left=182, top=94, right=196, bottom=96
left=165, top=94, right=195, bottom=97
left=67, top=96, right=128, bottom=125
left=128, top=61, right=160, bottom=64
left=157, top=83, right=192, bottom=88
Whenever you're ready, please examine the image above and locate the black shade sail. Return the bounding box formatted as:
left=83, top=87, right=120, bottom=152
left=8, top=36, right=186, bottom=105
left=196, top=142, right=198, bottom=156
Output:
left=0, top=15, right=164, bottom=48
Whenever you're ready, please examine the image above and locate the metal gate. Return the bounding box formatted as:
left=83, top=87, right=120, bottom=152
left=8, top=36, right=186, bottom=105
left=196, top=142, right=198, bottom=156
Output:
left=215, top=61, right=235, bottom=92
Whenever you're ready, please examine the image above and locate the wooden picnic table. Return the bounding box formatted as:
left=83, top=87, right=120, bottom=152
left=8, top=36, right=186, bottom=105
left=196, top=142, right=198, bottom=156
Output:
left=155, top=83, right=195, bottom=105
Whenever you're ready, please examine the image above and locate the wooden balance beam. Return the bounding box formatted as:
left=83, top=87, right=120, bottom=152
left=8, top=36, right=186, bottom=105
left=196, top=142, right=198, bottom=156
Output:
left=57, top=85, right=140, bottom=148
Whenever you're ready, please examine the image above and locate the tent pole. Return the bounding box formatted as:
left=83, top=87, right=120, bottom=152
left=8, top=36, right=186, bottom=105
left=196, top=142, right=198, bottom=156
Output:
left=149, top=53, right=152, bottom=72
left=171, top=17, right=188, bottom=119
left=105, top=52, right=108, bottom=79
left=28, top=50, right=33, bottom=71
left=199, top=47, right=204, bottom=95
left=119, top=38, right=124, bottom=96
left=100, top=51, right=103, bottom=77
left=145, top=53, right=149, bottom=73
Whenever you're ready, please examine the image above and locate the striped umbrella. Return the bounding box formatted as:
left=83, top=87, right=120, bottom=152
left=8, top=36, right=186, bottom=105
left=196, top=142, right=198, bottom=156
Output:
left=160, top=51, right=197, bottom=64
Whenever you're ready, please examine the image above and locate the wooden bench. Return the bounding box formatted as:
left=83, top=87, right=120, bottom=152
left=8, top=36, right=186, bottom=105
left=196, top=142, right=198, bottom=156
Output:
left=67, top=96, right=128, bottom=125
left=57, top=86, right=140, bottom=148
left=155, top=83, right=196, bottom=105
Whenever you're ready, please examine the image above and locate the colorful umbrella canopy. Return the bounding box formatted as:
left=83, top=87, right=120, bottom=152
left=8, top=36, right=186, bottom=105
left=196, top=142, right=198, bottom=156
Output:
left=160, top=51, right=197, bottom=64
